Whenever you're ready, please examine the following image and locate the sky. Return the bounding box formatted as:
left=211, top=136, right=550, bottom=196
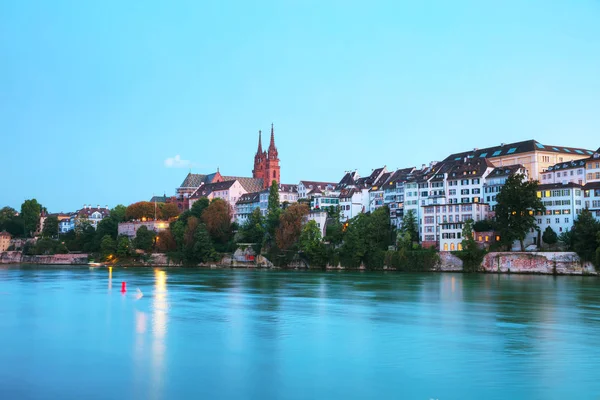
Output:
left=1, top=0, right=599, bottom=212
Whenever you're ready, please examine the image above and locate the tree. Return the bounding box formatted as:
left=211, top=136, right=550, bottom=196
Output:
left=0, top=206, right=17, bottom=228
left=400, top=209, right=419, bottom=244
left=125, top=202, right=156, bottom=221
left=570, top=209, right=600, bottom=264
left=190, top=198, right=210, bottom=219
left=110, top=205, right=127, bottom=223
left=100, top=235, right=116, bottom=259
left=238, top=208, right=265, bottom=254
left=159, top=203, right=180, bottom=220
left=133, top=225, right=155, bottom=252
left=298, top=220, right=326, bottom=266
left=156, top=230, right=177, bottom=253
left=191, top=223, right=217, bottom=263
left=457, top=219, right=486, bottom=272
left=41, top=215, right=59, bottom=238
left=265, top=180, right=281, bottom=248
left=275, top=203, right=309, bottom=251
left=542, top=226, right=558, bottom=247
left=21, top=199, right=41, bottom=237
left=116, top=236, right=131, bottom=257
left=202, top=199, right=233, bottom=247
left=494, top=174, right=545, bottom=251
left=473, top=219, right=495, bottom=232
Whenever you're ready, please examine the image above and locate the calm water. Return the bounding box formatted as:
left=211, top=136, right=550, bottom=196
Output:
left=1, top=266, right=599, bottom=399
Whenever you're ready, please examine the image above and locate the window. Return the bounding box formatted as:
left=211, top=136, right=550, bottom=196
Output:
left=555, top=218, right=560, bottom=224
left=507, top=148, right=517, bottom=154
left=479, top=153, right=487, bottom=158
left=541, top=156, right=550, bottom=163
left=492, top=150, right=502, bottom=156
left=565, top=218, right=569, bottom=223
left=461, top=189, right=469, bottom=195
left=449, top=189, right=456, bottom=195
left=472, top=188, right=480, bottom=194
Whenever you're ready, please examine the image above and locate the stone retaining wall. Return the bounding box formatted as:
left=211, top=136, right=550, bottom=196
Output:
left=482, top=252, right=595, bottom=275
left=0, top=252, right=89, bottom=265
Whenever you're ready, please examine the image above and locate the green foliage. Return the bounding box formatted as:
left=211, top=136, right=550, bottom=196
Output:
left=455, top=219, right=486, bottom=272
left=133, top=225, right=155, bottom=252
left=238, top=208, right=265, bottom=254
left=542, top=226, right=558, bottom=246
left=190, top=198, right=210, bottom=218
left=340, top=207, right=393, bottom=269
left=41, top=215, right=59, bottom=238
left=570, top=209, right=600, bottom=264
left=25, top=238, right=68, bottom=255
left=400, top=209, right=419, bottom=243
left=265, top=180, right=281, bottom=250
left=21, top=199, right=42, bottom=237
left=100, top=235, right=116, bottom=259
left=116, top=236, right=131, bottom=257
left=190, top=223, right=217, bottom=264
left=384, top=248, right=439, bottom=271
left=110, top=205, right=127, bottom=223
left=298, top=220, right=327, bottom=266
left=494, top=174, right=545, bottom=251
left=473, top=219, right=495, bottom=232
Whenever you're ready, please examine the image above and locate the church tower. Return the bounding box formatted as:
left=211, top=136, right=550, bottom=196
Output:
left=252, top=130, right=265, bottom=182
left=264, top=123, right=280, bottom=188
left=252, top=124, right=280, bottom=189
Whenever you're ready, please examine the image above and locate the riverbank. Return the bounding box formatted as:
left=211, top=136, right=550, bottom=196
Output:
left=1, top=250, right=596, bottom=275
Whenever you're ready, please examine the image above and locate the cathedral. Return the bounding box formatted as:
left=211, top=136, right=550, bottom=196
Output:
left=252, top=123, right=280, bottom=189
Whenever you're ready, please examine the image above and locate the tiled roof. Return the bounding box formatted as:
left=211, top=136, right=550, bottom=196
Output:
left=229, top=177, right=264, bottom=193
left=583, top=182, right=600, bottom=190
left=488, top=164, right=526, bottom=178
left=300, top=181, right=336, bottom=190
left=447, top=158, right=495, bottom=179
left=191, top=180, right=238, bottom=198
left=444, top=140, right=593, bottom=162
left=337, top=171, right=358, bottom=189
left=369, top=172, right=391, bottom=192
left=0, top=231, right=11, bottom=238
left=179, top=173, right=208, bottom=188
left=76, top=207, right=110, bottom=218
left=150, top=195, right=168, bottom=203
left=237, top=192, right=261, bottom=205
left=547, top=159, right=587, bottom=172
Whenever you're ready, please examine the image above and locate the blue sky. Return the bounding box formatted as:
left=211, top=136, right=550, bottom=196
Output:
left=1, top=0, right=599, bottom=212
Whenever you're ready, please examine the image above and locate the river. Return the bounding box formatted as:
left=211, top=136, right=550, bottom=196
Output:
left=0, top=265, right=599, bottom=399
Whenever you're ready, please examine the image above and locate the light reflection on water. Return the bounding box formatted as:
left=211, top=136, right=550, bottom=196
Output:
left=0, top=266, right=599, bottom=399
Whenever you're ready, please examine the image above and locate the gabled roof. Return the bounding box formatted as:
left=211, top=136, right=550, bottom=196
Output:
left=489, top=164, right=526, bottom=178
left=191, top=180, right=238, bottom=198
left=444, top=140, right=593, bottom=162
left=337, top=171, right=359, bottom=189
left=179, top=173, right=208, bottom=188
left=300, top=180, right=336, bottom=190
left=369, top=172, right=391, bottom=192
left=76, top=207, right=110, bottom=218
left=0, top=231, right=11, bottom=237
left=150, top=195, right=168, bottom=203
left=224, top=177, right=264, bottom=193
left=237, top=192, right=261, bottom=205
left=547, top=159, right=587, bottom=172
left=447, top=158, right=495, bottom=179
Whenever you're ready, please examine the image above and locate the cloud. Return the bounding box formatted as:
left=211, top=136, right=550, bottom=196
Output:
left=164, top=155, right=194, bottom=168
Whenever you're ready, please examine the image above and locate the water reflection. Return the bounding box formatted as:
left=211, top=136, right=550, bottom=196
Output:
left=151, top=269, right=168, bottom=400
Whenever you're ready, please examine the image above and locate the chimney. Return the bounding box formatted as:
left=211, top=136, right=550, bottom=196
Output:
left=474, top=148, right=478, bottom=151
left=500, top=143, right=505, bottom=147
left=97, top=204, right=100, bottom=209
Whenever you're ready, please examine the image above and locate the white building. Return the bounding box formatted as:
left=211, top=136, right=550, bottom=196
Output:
left=305, top=210, right=328, bottom=238
left=584, top=182, right=600, bottom=221
left=298, top=181, right=336, bottom=199
left=67, top=205, right=110, bottom=231
left=235, top=192, right=261, bottom=225
left=484, top=165, right=528, bottom=212
left=189, top=180, right=247, bottom=220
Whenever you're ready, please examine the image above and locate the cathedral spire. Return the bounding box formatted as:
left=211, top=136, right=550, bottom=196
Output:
left=256, top=130, right=263, bottom=154
left=269, top=123, right=276, bottom=151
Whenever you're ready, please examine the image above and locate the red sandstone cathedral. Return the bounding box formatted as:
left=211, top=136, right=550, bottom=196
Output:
left=252, top=123, right=280, bottom=188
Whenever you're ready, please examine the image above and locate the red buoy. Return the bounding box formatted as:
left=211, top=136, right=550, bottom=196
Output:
left=121, top=282, right=127, bottom=293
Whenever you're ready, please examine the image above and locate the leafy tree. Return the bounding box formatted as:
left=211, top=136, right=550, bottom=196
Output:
left=21, top=199, right=42, bottom=237
left=26, top=238, right=67, bottom=255
left=156, top=230, right=177, bottom=253
left=110, top=205, right=127, bottom=223
left=41, top=215, right=59, bottom=238
left=190, top=198, right=210, bottom=219
left=400, top=209, right=419, bottom=244
left=456, top=219, right=486, bottom=272
left=238, top=208, right=265, bottom=254
left=340, top=213, right=368, bottom=267
left=0, top=206, right=17, bottom=228
left=473, top=219, right=495, bottom=232
left=494, top=173, right=545, bottom=251
left=542, top=226, right=558, bottom=247
left=116, top=236, right=131, bottom=257
left=570, top=209, right=600, bottom=264
left=265, top=180, right=281, bottom=248
left=125, top=202, right=156, bottom=221
left=324, top=207, right=344, bottom=246
left=298, top=220, right=326, bottom=266
left=100, top=235, right=116, bottom=259
left=191, top=223, right=217, bottom=263
left=3, top=216, right=24, bottom=237
left=133, top=225, right=155, bottom=252
left=202, top=199, right=233, bottom=247
left=275, top=203, right=309, bottom=251
left=159, top=203, right=180, bottom=220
